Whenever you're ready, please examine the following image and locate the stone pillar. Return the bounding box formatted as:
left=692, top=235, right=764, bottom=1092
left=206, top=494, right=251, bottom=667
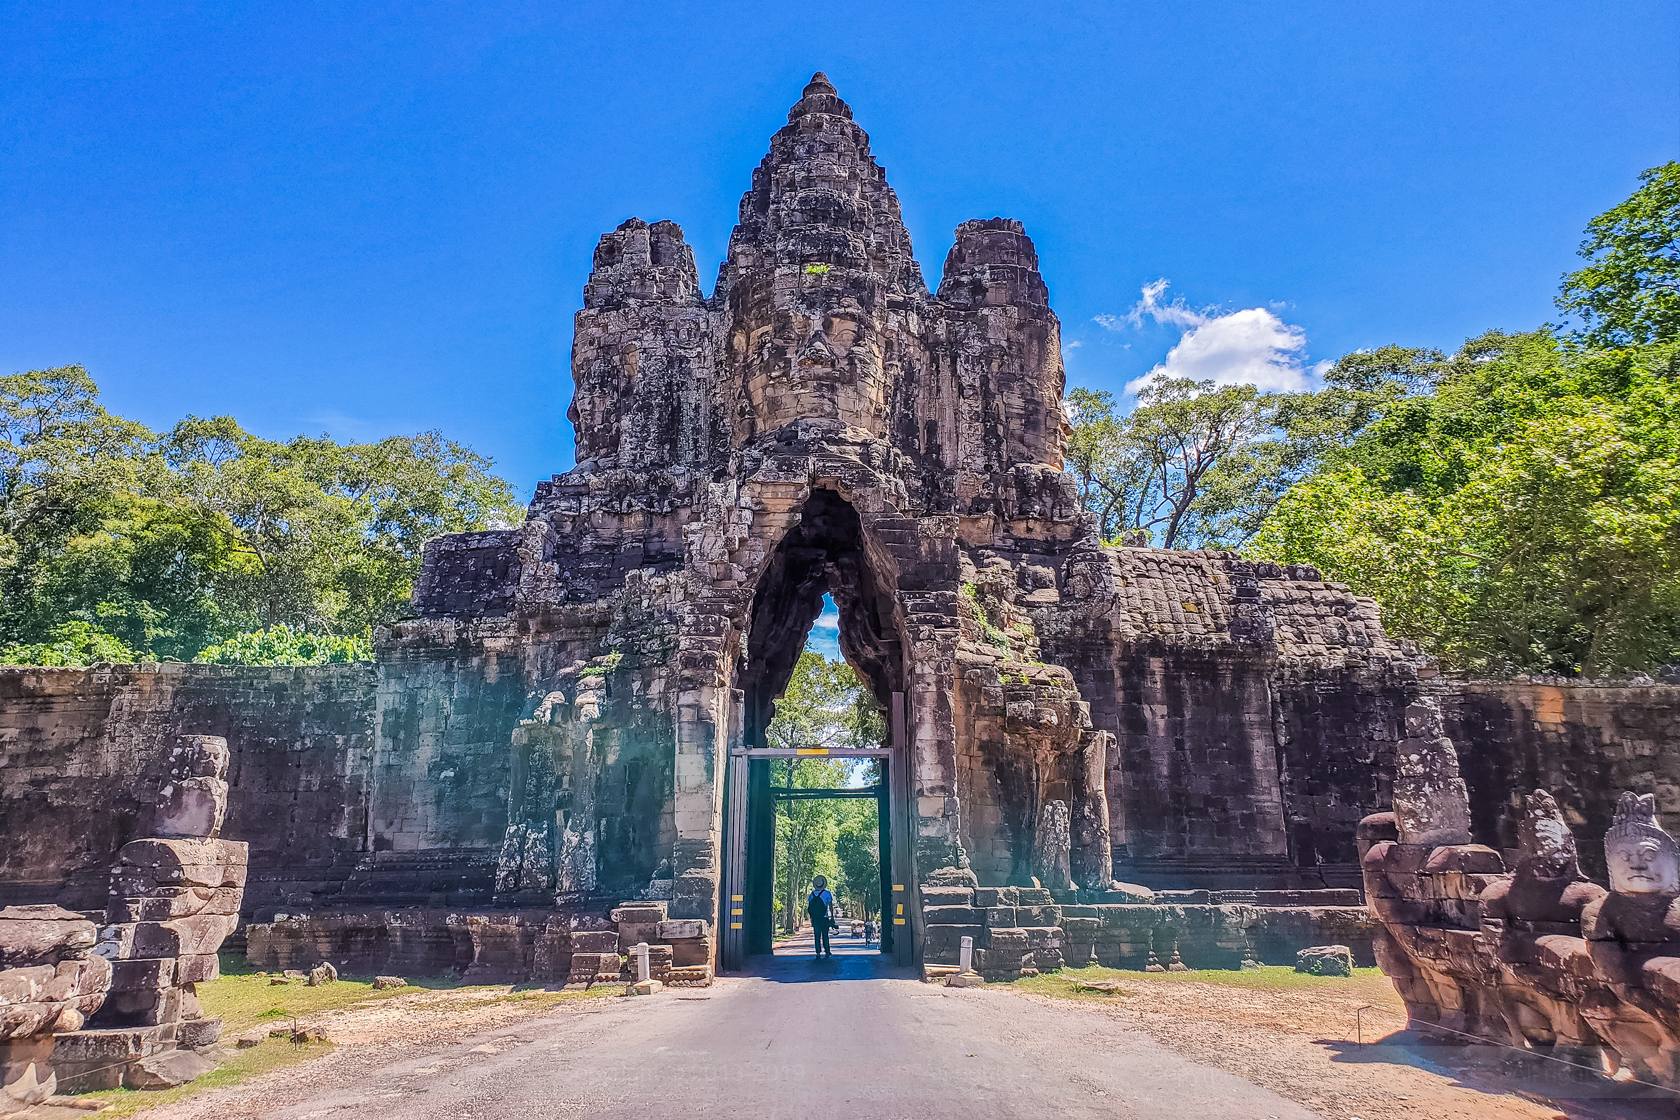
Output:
left=1033, top=800, right=1072, bottom=891
left=1391, top=701, right=1472, bottom=848
left=61, top=735, right=248, bottom=1091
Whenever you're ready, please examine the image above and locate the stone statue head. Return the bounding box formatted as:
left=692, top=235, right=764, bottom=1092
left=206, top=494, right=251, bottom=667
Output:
left=1605, top=791, right=1680, bottom=895
left=1517, top=790, right=1579, bottom=879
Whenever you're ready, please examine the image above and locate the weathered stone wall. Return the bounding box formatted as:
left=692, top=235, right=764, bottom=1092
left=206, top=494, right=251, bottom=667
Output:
left=1440, top=680, right=1680, bottom=881
left=0, top=664, right=375, bottom=914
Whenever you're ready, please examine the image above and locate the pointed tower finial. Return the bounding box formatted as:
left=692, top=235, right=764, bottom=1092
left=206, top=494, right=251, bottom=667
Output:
left=789, top=71, right=851, bottom=122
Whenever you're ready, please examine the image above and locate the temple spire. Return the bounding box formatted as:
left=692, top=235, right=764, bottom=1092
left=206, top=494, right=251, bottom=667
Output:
left=788, top=70, right=852, bottom=121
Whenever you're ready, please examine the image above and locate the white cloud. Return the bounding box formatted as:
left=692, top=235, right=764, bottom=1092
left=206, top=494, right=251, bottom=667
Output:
left=1118, top=278, right=1210, bottom=330
left=1108, top=279, right=1319, bottom=395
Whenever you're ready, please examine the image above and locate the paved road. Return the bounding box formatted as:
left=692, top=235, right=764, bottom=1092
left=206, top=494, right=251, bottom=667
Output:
left=258, top=933, right=1317, bottom=1120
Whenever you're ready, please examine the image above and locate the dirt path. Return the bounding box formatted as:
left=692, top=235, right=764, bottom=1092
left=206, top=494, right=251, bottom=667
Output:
left=1008, top=969, right=1680, bottom=1120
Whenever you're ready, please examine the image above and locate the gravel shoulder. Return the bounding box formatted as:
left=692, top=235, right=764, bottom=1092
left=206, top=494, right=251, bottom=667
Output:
left=1004, top=966, right=1680, bottom=1120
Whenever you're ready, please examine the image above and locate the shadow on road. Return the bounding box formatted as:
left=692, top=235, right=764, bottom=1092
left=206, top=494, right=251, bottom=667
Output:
left=746, top=928, right=916, bottom=983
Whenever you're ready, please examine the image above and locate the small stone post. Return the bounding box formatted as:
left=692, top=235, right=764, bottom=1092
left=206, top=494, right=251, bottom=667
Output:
left=948, top=935, right=983, bottom=987
left=626, top=942, right=662, bottom=996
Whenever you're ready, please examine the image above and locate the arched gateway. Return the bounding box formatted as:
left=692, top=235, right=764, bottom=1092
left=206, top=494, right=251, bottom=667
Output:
left=375, top=73, right=1421, bottom=979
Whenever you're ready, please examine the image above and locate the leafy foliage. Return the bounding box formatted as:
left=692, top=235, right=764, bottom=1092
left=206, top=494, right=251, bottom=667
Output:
left=1250, top=335, right=1680, bottom=676
left=1072, top=168, right=1680, bottom=677
left=0, top=366, right=523, bottom=664
left=1558, top=162, right=1680, bottom=347
left=193, top=624, right=374, bottom=666
left=766, top=651, right=886, bottom=926
left=0, top=621, right=136, bottom=666
left=1065, top=359, right=1407, bottom=549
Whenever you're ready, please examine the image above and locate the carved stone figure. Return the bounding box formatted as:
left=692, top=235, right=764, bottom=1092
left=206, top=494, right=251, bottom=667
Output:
left=1605, top=792, right=1680, bottom=897
left=1390, top=701, right=1472, bottom=848
left=154, top=735, right=230, bottom=840
left=1482, top=790, right=1606, bottom=926
left=1032, top=800, right=1072, bottom=892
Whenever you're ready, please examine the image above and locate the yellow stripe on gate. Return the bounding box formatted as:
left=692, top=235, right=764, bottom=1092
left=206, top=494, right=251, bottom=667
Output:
left=795, top=748, right=828, bottom=755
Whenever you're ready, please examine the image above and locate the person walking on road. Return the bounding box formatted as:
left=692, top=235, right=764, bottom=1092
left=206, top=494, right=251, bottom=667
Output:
left=808, top=876, right=835, bottom=959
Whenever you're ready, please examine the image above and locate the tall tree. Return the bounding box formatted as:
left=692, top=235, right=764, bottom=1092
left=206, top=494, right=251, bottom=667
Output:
left=765, top=652, right=885, bottom=931
left=1558, top=162, right=1680, bottom=348
left=1251, top=332, right=1680, bottom=676
left=1, top=366, right=524, bottom=663
left=1064, top=377, right=1279, bottom=549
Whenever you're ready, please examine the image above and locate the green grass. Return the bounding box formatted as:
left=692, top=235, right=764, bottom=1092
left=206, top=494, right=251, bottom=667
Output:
left=78, top=955, right=616, bottom=1115
left=1011, top=963, right=1389, bottom=1000
left=79, top=1038, right=339, bottom=1116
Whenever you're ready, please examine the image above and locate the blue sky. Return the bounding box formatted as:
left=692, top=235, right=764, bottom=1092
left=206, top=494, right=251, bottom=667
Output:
left=808, top=596, right=841, bottom=660
left=3, top=2, right=1674, bottom=495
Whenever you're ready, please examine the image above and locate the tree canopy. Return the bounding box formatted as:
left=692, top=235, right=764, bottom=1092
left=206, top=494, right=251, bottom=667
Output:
left=1068, top=164, right=1680, bottom=677
left=1558, top=162, right=1680, bottom=348
left=0, top=366, right=523, bottom=665
left=765, top=652, right=886, bottom=927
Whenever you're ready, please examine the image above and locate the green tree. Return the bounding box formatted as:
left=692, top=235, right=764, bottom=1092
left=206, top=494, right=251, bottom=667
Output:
left=765, top=651, right=886, bottom=931
left=193, top=623, right=374, bottom=666
left=1251, top=333, right=1680, bottom=676
left=0, top=621, right=136, bottom=667
left=0, top=366, right=159, bottom=650
left=1064, top=377, right=1280, bottom=548
left=834, top=805, right=881, bottom=920
left=0, top=366, right=524, bottom=662
left=1559, top=162, right=1680, bottom=347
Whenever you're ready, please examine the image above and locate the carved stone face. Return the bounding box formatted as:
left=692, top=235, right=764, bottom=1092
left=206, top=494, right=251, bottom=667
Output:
left=1604, top=790, right=1680, bottom=895
left=1608, top=834, right=1680, bottom=895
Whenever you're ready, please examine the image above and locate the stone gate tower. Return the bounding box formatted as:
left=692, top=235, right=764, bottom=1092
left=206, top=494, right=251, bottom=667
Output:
left=384, top=74, right=1422, bottom=971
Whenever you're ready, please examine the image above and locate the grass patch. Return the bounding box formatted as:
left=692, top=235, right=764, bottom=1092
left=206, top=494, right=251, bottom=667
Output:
left=1011, top=963, right=1392, bottom=1000
left=79, top=1037, right=337, bottom=1117
left=79, top=956, right=617, bottom=1115
left=200, top=966, right=611, bottom=1033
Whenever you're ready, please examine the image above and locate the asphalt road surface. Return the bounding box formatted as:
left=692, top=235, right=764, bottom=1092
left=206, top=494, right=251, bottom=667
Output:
left=256, top=930, right=1318, bottom=1120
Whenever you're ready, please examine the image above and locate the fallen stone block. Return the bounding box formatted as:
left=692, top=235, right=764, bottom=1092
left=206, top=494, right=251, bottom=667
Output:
left=625, top=978, right=664, bottom=996
left=124, top=1047, right=215, bottom=1090
left=1295, top=945, right=1353, bottom=977
left=175, top=1017, right=222, bottom=1049
left=372, top=976, right=407, bottom=990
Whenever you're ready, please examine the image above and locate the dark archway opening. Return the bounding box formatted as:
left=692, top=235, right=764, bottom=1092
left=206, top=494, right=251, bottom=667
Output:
left=725, top=488, right=907, bottom=964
